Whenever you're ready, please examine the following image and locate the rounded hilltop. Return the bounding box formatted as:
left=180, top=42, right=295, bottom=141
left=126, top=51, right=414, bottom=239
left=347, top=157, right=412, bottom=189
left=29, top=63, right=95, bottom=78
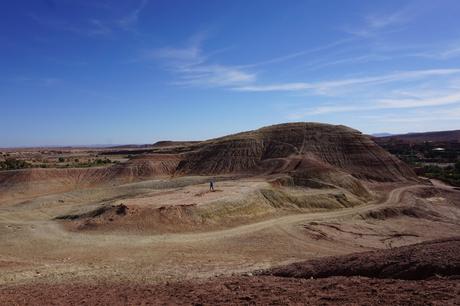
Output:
left=174, top=122, right=416, bottom=183
left=207, top=122, right=361, bottom=142
left=0, top=122, right=417, bottom=202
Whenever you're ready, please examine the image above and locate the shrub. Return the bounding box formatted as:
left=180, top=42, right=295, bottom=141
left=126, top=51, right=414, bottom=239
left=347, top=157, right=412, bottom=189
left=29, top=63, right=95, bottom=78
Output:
left=0, top=158, right=31, bottom=170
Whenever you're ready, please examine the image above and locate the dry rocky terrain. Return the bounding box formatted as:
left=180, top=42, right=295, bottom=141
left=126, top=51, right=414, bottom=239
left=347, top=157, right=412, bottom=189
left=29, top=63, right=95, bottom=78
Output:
left=0, top=122, right=459, bottom=304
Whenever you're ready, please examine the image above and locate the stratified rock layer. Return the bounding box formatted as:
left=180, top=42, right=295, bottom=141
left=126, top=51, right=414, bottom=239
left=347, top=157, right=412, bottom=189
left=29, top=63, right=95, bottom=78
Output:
left=175, top=122, right=416, bottom=182
left=0, top=122, right=417, bottom=202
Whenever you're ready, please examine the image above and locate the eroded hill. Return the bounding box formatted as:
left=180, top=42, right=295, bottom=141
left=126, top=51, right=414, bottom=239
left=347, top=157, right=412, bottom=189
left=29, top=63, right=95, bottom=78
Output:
left=0, top=122, right=417, bottom=204
left=1, top=123, right=460, bottom=305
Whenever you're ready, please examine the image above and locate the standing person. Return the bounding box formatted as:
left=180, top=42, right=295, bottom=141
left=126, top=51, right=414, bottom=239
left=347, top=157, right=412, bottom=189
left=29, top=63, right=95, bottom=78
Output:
left=210, top=180, right=215, bottom=192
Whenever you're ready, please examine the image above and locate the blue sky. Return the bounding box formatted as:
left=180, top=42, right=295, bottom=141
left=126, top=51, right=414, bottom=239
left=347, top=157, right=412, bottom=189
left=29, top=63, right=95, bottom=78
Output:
left=1, top=0, right=460, bottom=146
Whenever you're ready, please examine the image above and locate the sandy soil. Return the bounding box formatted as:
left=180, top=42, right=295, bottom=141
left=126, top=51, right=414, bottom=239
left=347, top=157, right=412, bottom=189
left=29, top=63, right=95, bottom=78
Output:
left=265, top=237, right=460, bottom=280
left=1, top=276, right=459, bottom=305
left=0, top=175, right=459, bottom=304
left=2, top=238, right=459, bottom=305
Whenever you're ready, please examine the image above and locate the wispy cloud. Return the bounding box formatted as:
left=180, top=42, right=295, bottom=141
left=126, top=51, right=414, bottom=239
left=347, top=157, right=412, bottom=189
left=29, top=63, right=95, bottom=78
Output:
left=287, top=88, right=460, bottom=120
left=378, top=91, right=460, bottom=108
left=148, top=34, right=204, bottom=64
left=235, top=69, right=460, bottom=94
left=414, top=43, right=460, bottom=60
left=288, top=105, right=361, bottom=119
left=365, top=9, right=410, bottom=29
left=118, top=0, right=148, bottom=30
left=88, top=19, right=112, bottom=36
left=281, top=67, right=460, bottom=120
left=149, top=35, right=368, bottom=88
left=302, top=54, right=390, bottom=72
left=367, top=107, right=460, bottom=124
left=148, top=34, right=256, bottom=87
left=344, top=3, right=424, bottom=38
left=29, top=0, right=148, bottom=37
left=237, top=38, right=355, bottom=69
left=29, top=13, right=113, bottom=37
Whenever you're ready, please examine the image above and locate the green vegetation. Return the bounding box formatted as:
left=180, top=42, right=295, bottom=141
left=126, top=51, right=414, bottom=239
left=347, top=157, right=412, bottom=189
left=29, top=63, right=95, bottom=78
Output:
left=0, top=157, right=114, bottom=171
left=57, top=158, right=113, bottom=168
left=380, top=141, right=459, bottom=165
left=377, top=140, right=460, bottom=187
left=0, top=158, right=32, bottom=170
left=422, top=162, right=460, bottom=187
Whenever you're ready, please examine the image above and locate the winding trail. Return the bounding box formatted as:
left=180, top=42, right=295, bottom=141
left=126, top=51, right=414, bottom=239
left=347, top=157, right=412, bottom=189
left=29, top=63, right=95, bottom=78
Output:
left=161, top=183, right=427, bottom=243
left=1, top=180, right=459, bottom=285
left=24, top=183, right=429, bottom=245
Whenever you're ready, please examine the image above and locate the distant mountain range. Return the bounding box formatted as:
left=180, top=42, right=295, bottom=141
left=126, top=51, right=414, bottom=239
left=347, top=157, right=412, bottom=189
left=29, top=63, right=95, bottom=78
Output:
left=374, top=129, right=460, bottom=143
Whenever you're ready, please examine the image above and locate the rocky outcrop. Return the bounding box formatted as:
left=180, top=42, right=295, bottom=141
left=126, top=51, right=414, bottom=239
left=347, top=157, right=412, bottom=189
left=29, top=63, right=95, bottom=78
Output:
left=0, top=122, right=417, bottom=203
left=175, top=122, right=416, bottom=182
left=263, top=237, right=460, bottom=280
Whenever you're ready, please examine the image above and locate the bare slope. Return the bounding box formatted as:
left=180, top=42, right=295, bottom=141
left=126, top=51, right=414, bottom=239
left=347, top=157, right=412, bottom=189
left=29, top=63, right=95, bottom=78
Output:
left=2, top=277, right=458, bottom=305
left=173, top=123, right=416, bottom=195
left=174, top=123, right=415, bottom=180
left=264, top=237, right=460, bottom=280
left=0, top=122, right=417, bottom=203
left=2, top=238, right=460, bottom=305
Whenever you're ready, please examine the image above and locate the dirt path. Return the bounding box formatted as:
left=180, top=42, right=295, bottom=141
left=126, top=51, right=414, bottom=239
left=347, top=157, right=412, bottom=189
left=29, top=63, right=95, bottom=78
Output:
left=1, top=180, right=458, bottom=285
left=15, top=183, right=424, bottom=245
left=0, top=182, right=432, bottom=249
left=137, top=183, right=428, bottom=243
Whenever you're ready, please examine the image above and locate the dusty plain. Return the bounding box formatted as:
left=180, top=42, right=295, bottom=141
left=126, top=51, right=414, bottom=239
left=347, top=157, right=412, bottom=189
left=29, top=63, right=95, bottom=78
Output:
left=1, top=123, right=459, bottom=305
